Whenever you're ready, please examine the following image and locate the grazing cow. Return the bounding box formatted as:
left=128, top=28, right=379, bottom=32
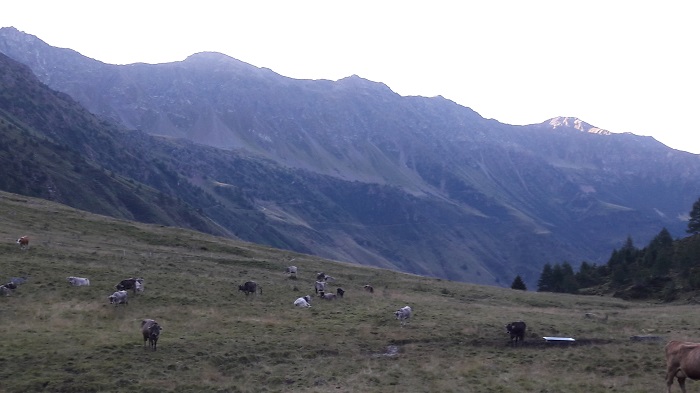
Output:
left=0, top=281, right=18, bottom=296
left=3, top=282, right=17, bottom=290
left=141, top=319, right=162, bottom=351
left=16, top=236, right=29, bottom=250
left=314, top=280, right=326, bottom=295
left=116, top=278, right=144, bottom=294
left=394, top=306, right=412, bottom=326
left=316, top=272, right=335, bottom=282
left=238, top=281, right=261, bottom=295
left=294, top=295, right=312, bottom=308
left=665, top=340, right=700, bottom=393
left=364, top=284, right=374, bottom=294
left=285, top=266, right=298, bottom=278
left=336, top=288, right=345, bottom=298
left=108, top=290, right=128, bottom=306
left=319, top=290, right=336, bottom=300
left=506, top=321, right=527, bottom=344
left=67, top=276, right=90, bottom=286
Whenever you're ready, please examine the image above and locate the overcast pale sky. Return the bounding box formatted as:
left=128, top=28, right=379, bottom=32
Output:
left=2, top=0, right=698, bottom=153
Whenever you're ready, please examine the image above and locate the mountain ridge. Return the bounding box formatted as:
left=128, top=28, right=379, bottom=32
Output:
left=1, top=26, right=699, bottom=289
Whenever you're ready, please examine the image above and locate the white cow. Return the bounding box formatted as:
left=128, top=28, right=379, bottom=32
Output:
left=285, top=266, right=298, bottom=277
left=314, top=280, right=326, bottom=294
left=108, top=290, right=128, bottom=306
left=294, top=295, right=312, bottom=308
left=134, top=280, right=144, bottom=293
left=67, top=276, right=90, bottom=286
left=394, top=306, right=412, bottom=326
left=319, top=291, right=337, bottom=300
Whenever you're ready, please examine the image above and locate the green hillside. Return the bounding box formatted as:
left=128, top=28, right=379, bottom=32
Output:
left=0, top=190, right=696, bottom=392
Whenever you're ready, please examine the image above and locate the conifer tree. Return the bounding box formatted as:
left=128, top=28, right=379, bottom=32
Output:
left=688, top=197, right=700, bottom=234
left=537, top=263, right=553, bottom=292
left=511, top=275, right=527, bottom=291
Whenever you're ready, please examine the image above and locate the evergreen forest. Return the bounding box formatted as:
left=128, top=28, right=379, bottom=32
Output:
left=536, top=197, right=700, bottom=301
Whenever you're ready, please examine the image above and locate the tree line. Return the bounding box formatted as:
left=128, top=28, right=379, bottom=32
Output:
left=529, top=197, right=700, bottom=301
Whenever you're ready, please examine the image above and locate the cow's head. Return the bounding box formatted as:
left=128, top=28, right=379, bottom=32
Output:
left=149, top=323, right=162, bottom=337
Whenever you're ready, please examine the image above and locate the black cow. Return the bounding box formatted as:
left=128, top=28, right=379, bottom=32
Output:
left=336, top=288, right=345, bottom=298
left=141, top=319, right=162, bottom=351
left=506, top=321, right=527, bottom=344
left=238, top=281, right=262, bottom=295
left=116, top=278, right=143, bottom=294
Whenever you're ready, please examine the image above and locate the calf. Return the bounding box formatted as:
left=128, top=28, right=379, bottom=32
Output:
left=506, top=321, right=527, bottom=344
left=67, top=276, right=90, bottom=286
left=108, top=290, right=128, bottom=306
left=294, top=295, right=312, bottom=308
left=16, top=236, right=29, bottom=250
left=141, top=319, right=162, bottom=351
left=394, top=306, right=412, bottom=326
left=336, top=288, right=345, bottom=298
left=238, top=281, right=261, bottom=295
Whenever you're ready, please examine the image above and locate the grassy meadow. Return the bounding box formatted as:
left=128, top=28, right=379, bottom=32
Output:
left=0, top=190, right=697, bottom=392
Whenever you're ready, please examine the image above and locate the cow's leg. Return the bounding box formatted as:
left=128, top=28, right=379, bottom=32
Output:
left=678, top=376, right=686, bottom=393
left=667, top=368, right=684, bottom=393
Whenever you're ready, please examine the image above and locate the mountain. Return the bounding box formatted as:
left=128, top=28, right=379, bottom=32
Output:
left=1, top=26, right=699, bottom=289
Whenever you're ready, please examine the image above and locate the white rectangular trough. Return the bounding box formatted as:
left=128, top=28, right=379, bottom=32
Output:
left=543, top=336, right=575, bottom=342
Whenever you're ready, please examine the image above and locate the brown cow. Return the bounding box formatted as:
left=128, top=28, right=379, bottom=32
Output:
left=665, top=340, right=700, bottom=392
left=16, top=236, right=29, bottom=250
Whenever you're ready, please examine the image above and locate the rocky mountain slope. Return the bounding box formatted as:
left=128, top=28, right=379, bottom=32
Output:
left=1, top=26, right=699, bottom=288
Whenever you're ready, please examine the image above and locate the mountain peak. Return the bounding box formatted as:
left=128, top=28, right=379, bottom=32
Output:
left=545, top=116, right=611, bottom=135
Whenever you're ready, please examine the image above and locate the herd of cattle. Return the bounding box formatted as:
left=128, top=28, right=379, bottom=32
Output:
left=11, top=237, right=700, bottom=391
left=2, top=240, right=538, bottom=350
